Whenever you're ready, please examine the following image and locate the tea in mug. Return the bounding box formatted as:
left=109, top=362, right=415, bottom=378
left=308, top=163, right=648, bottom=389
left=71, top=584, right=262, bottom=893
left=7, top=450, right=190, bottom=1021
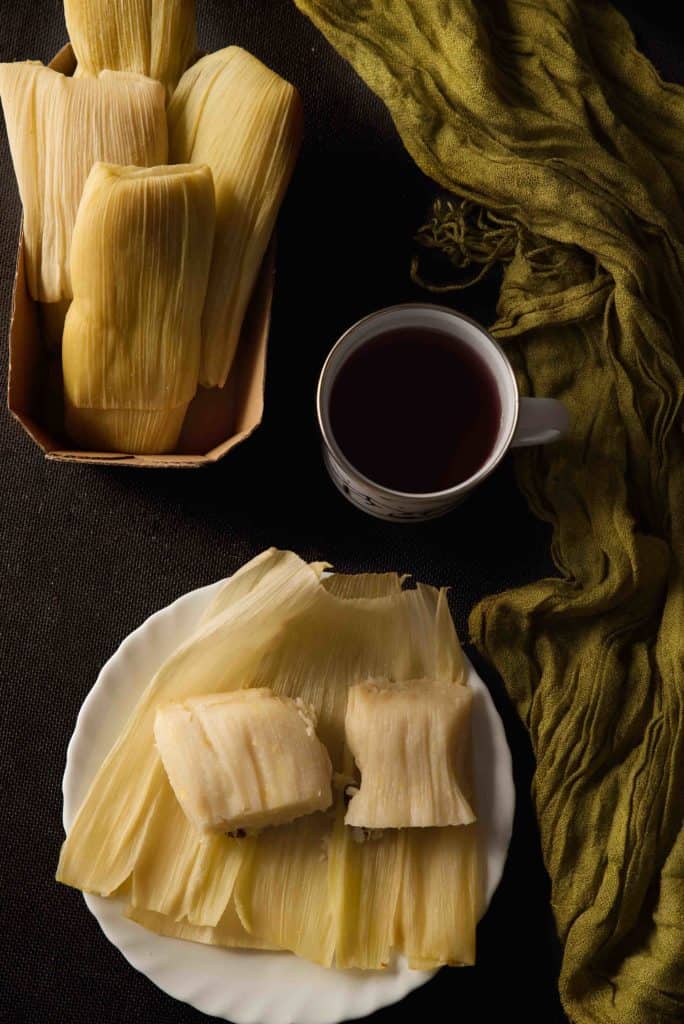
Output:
left=328, top=326, right=502, bottom=493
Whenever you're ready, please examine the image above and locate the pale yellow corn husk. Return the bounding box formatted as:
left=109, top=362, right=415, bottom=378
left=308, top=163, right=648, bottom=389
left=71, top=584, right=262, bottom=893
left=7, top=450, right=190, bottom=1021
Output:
left=126, top=900, right=278, bottom=950
left=129, top=769, right=254, bottom=925
left=62, top=162, right=215, bottom=454
left=345, top=679, right=476, bottom=828
left=327, top=806, right=406, bottom=970
left=399, top=825, right=480, bottom=968
left=0, top=63, right=167, bottom=302
left=57, top=551, right=479, bottom=969
left=322, top=572, right=406, bottom=599
left=65, top=0, right=197, bottom=98
left=155, top=689, right=333, bottom=833
left=234, top=811, right=336, bottom=967
left=168, top=47, right=303, bottom=388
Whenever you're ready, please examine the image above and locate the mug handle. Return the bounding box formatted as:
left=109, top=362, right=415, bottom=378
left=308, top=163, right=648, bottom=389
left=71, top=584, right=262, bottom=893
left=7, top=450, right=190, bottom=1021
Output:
left=511, top=397, right=570, bottom=448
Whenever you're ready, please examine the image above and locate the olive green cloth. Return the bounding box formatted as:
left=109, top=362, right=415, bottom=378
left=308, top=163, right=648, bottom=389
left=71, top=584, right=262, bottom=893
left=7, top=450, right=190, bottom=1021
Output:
left=292, top=2, right=683, bottom=1022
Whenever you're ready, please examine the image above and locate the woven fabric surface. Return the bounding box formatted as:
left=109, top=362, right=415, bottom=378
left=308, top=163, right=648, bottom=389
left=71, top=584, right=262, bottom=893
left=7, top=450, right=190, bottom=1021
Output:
left=0, top=3, right=680, bottom=1023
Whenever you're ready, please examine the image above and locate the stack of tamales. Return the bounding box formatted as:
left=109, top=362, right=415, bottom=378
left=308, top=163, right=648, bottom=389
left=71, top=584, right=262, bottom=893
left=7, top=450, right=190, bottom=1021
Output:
left=0, top=0, right=302, bottom=453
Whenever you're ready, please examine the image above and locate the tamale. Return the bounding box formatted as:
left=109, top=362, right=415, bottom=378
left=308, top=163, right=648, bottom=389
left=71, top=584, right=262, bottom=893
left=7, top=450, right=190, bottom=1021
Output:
left=344, top=679, right=476, bottom=828
left=65, top=0, right=197, bottom=99
left=155, top=690, right=333, bottom=833
left=0, top=62, right=167, bottom=303
left=58, top=551, right=480, bottom=970
left=57, top=550, right=325, bottom=911
left=168, top=47, right=303, bottom=388
left=62, top=162, right=215, bottom=454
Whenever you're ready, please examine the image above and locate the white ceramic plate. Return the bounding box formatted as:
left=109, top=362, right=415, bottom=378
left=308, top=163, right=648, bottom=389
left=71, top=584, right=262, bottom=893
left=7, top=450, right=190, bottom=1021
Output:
left=62, top=576, right=515, bottom=1024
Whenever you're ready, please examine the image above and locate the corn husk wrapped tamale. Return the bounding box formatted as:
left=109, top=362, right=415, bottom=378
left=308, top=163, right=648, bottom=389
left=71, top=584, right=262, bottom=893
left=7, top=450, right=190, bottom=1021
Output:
left=64, top=0, right=197, bottom=99
left=62, top=162, right=215, bottom=454
left=168, top=47, right=303, bottom=388
left=57, top=549, right=480, bottom=969
left=0, top=62, right=167, bottom=304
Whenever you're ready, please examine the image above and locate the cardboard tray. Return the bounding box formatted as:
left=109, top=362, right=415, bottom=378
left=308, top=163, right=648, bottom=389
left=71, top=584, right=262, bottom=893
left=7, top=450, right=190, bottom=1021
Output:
left=6, top=45, right=274, bottom=468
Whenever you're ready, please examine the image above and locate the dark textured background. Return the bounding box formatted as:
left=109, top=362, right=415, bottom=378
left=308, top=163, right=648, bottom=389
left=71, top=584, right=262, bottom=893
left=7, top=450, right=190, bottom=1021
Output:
left=0, top=3, right=681, bottom=1023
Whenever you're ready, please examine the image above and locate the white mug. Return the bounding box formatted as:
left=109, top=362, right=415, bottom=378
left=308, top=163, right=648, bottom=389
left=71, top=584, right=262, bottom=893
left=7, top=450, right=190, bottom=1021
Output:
left=316, top=303, right=570, bottom=521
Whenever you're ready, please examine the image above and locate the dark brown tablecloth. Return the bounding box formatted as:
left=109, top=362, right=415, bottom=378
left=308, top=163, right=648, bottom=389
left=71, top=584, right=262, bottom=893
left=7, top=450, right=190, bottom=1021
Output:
left=1, top=3, right=681, bottom=1023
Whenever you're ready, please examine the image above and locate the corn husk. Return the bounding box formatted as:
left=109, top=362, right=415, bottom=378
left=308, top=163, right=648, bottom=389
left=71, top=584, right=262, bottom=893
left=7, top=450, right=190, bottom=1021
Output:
left=57, top=550, right=479, bottom=969
left=126, top=901, right=278, bottom=950
left=235, top=811, right=336, bottom=966
left=65, top=0, right=197, bottom=98
left=327, top=809, right=405, bottom=969
left=62, top=162, right=215, bottom=454
left=0, top=62, right=167, bottom=303
left=398, top=824, right=479, bottom=969
left=168, top=47, right=303, bottom=388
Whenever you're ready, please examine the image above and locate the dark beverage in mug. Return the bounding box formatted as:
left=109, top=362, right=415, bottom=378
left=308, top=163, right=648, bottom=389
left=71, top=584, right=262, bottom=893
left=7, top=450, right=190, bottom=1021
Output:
left=329, top=327, right=502, bottom=494
left=317, top=304, right=569, bottom=521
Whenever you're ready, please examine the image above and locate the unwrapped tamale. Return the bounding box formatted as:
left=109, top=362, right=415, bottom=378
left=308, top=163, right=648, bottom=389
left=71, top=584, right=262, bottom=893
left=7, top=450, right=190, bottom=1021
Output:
left=155, top=689, right=333, bottom=833
left=62, top=162, right=215, bottom=454
left=345, top=679, right=476, bottom=829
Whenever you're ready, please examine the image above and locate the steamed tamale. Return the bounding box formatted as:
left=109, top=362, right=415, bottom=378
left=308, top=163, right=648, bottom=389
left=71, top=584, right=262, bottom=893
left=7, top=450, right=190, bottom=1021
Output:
left=65, top=0, right=197, bottom=99
left=62, top=162, right=215, bottom=454
left=168, top=47, right=303, bottom=388
left=155, top=690, right=333, bottom=833
left=345, top=679, right=476, bottom=829
left=0, top=62, right=167, bottom=303
left=57, top=550, right=480, bottom=970
left=57, top=550, right=325, bottom=905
